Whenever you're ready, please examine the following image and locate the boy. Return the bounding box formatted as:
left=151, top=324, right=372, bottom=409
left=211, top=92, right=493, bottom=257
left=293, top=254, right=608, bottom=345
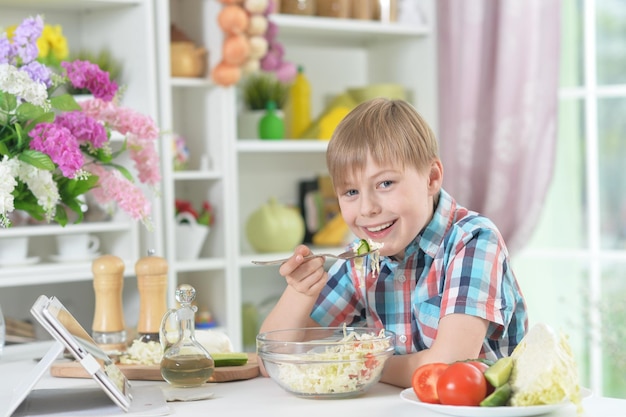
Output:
left=259, top=98, right=528, bottom=388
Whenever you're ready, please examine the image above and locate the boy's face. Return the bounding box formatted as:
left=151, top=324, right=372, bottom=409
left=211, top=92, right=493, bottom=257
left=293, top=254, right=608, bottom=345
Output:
left=336, top=153, right=442, bottom=259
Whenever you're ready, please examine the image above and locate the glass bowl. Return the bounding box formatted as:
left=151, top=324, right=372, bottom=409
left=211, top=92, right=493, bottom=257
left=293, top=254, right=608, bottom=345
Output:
left=256, top=326, right=396, bottom=399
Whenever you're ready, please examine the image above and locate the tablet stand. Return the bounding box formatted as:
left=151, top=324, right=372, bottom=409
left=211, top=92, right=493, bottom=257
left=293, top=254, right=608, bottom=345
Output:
left=3, top=341, right=64, bottom=417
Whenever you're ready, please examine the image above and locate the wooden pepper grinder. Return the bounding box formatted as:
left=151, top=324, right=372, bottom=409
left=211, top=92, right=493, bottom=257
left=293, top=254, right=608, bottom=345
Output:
left=135, top=252, right=168, bottom=343
left=92, top=255, right=127, bottom=352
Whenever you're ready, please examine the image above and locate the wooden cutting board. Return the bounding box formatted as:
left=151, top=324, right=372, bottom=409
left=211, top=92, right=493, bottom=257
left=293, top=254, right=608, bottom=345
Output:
left=50, top=353, right=259, bottom=383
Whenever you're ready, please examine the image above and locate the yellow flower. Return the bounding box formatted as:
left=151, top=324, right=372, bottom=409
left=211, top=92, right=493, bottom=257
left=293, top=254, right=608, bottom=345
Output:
left=38, top=24, right=69, bottom=62
left=6, top=22, right=68, bottom=65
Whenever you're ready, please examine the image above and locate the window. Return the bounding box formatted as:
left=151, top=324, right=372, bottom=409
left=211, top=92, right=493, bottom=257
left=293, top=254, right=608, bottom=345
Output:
left=513, top=0, right=626, bottom=398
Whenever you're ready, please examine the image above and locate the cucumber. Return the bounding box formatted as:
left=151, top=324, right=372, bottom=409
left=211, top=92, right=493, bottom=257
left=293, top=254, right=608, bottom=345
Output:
left=480, top=382, right=512, bottom=407
left=356, top=239, right=370, bottom=255
left=212, top=352, right=249, bottom=367
left=484, top=356, right=513, bottom=388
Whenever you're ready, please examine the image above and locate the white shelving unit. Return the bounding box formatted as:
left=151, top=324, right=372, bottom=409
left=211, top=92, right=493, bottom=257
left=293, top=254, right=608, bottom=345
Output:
left=234, top=3, right=438, bottom=350
left=0, top=0, right=162, bottom=330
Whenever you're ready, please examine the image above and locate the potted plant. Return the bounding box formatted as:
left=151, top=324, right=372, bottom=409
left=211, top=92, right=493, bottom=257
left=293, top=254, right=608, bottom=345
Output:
left=238, top=71, right=289, bottom=139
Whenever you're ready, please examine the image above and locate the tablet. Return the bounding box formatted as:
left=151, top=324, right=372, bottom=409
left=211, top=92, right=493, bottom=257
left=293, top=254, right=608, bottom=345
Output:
left=2, top=295, right=168, bottom=417
left=34, top=295, right=132, bottom=410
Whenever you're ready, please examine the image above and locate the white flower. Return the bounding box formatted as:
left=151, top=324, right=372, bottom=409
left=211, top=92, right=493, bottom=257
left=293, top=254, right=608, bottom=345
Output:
left=0, top=156, right=17, bottom=210
left=14, top=160, right=59, bottom=221
left=0, top=63, right=51, bottom=110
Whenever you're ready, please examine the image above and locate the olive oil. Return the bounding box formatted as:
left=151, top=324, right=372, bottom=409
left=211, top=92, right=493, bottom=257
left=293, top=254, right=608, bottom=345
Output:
left=160, top=354, right=215, bottom=387
left=159, top=284, right=215, bottom=387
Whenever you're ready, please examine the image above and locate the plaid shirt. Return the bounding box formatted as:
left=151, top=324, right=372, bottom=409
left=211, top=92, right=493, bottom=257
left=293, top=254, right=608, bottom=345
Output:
left=311, top=189, right=528, bottom=359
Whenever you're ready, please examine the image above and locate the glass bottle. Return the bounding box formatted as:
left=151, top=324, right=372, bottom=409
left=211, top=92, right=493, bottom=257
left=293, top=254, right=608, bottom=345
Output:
left=258, top=100, right=285, bottom=140
left=159, top=284, right=214, bottom=387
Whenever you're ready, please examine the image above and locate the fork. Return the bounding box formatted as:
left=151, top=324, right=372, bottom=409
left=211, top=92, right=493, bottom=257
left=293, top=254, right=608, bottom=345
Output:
left=251, top=249, right=378, bottom=266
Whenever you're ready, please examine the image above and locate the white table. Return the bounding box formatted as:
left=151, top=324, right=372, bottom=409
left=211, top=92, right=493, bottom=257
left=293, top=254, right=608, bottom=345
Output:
left=1, top=342, right=625, bottom=417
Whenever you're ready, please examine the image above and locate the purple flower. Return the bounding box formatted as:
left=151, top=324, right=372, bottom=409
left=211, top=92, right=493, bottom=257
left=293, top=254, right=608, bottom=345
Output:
left=61, top=60, right=118, bottom=101
left=20, top=61, right=52, bottom=87
left=29, top=123, right=84, bottom=178
left=0, top=34, right=15, bottom=65
left=54, top=111, right=108, bottom=149
left=12, top=16, right=43, bottom=64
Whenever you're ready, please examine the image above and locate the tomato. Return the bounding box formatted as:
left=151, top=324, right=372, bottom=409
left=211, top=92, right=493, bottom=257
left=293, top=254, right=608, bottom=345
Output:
left=436, top=362, right=488, bottom=406
left=411, top=363, right=449, bottom=404
left=466, top=360, right=495, bottom=395
left=467, top=360, right=489, bottom=373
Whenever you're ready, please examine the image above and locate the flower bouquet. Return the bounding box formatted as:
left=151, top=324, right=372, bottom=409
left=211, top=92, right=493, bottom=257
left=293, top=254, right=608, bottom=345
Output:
left=174, top=199, right=214, bottom=260
left=0, top=15, right=160, bottom=228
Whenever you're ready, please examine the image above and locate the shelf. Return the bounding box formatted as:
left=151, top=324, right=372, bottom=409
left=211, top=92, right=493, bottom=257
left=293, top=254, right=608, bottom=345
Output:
left=173, top=170, right=222, bottom=181
left=2, top=0, right=142, bottom=11
left=0, top=221, right=133, bottom=237
left=173, top=257, right=227, bottom=272
left=237, top=140, right=329, bottom=153
left=0, top=259, right=137, bottom=287
left=271, top=14, right=430, bottom=45
left=171, top=77, right=214, bottom=89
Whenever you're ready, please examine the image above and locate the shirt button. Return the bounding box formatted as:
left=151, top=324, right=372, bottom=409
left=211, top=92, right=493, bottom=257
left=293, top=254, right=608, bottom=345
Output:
left=399, top=334, right=407, bottom=343
left=398, top=275, right=406, bottom=283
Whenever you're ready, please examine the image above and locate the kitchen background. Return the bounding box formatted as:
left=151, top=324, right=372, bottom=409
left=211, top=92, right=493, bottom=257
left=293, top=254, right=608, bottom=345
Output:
left=0, top=0, right=624, bottom=400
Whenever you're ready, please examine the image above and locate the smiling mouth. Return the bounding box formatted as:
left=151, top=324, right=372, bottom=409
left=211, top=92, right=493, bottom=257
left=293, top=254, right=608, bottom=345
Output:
left=366, top=221, right=394, bottom=233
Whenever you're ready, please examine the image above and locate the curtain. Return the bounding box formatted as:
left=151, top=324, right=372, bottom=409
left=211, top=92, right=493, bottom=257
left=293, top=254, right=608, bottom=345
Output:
left=437, top=0, right=562, bottom=254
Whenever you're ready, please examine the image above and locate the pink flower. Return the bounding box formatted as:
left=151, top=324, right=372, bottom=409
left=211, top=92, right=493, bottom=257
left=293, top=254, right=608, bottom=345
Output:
left=54, top=111, right=107, bottom=149
left=80, top=98, right=160, bottom=185
left=128, top=134, right=161, bottom=185
left=61, top=60, right=118, bottom=101
left=87, top=164, right=152, bottom=224
left=29, top=123, right=83, bottom=178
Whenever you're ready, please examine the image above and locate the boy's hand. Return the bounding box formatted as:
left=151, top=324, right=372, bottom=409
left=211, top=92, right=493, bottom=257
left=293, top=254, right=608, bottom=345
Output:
left=279, top=244, right=327, bottom=297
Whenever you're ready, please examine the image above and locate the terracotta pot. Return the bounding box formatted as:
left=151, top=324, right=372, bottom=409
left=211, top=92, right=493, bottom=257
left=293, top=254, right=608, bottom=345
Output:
left=170, top=41, right=207, bottom=78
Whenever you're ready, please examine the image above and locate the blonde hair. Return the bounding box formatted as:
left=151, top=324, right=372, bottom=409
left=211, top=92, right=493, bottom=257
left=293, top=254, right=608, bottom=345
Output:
left=326, top=98, right=439, bottom=188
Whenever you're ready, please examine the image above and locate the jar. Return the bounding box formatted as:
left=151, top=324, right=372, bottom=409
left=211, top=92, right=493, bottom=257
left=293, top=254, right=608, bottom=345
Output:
left=373, top=0, right=398, bottom=23
left=281, top=0, right=316, bottom=16
left=317, top=0, right=350, bottom=18
left=351, top=0, right=373, bottom=20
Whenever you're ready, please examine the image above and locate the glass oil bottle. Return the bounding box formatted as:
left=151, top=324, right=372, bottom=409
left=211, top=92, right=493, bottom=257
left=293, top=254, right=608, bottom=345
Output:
left=159, top=284, right=214, bottom=387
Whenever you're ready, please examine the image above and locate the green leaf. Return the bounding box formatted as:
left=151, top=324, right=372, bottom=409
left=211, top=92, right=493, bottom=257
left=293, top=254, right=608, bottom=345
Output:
left=50, top=94, right=82, bottom=111
left=0, top=91, right=18, bottom=112
left=0, top=142, right=9, bottom=156
left=13, top=199, right=45, bottom=221
left=53, top=205, right=69, bottom=226
left=18, top=150, right=56, bottom=170
left=58, top=175, right=99, bottom=199
left=19, top=110, right=55, bottom=130
left=16, top=102, right=46, bottom=120
left=110, top=163, right=134, bottom=182
left=92, top=147, right=113, bottom=163
left=59, top=199, right=84, bottom=224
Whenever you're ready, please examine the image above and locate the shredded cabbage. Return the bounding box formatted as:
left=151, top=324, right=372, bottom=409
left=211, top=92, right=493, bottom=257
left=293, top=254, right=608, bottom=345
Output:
left=119, top=340, right=163, bottom=365
left=273, top=327, right=391, bottom=395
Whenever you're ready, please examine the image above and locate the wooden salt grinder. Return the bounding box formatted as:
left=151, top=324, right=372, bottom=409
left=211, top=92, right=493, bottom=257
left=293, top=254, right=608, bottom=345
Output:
left=92, top=255, right=127, bottom=351
left=135, top=254, right=168, bottom=343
